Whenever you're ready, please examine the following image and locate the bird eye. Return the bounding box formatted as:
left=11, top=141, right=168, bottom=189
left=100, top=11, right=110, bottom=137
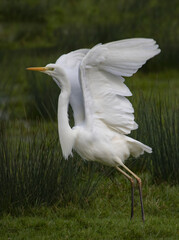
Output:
left=48, top=67, right=54, bottom=71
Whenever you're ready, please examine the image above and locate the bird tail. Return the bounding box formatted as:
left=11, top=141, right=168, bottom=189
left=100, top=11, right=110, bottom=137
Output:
left=126, top=136, right=152, bottom=158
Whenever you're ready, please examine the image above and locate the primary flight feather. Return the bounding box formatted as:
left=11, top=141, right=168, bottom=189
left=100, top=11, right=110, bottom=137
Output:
left=27, top=38, right=161, bottom=221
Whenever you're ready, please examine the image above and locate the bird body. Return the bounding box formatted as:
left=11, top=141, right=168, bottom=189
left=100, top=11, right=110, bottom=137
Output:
left=71, top=120, right=151, bottom=167
left=27, top=38, right=161, bottom=221
left=73, top=124, right=127, bottom=166
left=53, top=38, right=159, bottom=163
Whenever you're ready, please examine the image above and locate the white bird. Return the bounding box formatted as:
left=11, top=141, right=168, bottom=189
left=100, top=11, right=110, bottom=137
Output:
left=27, top=38, right=160, bottom=221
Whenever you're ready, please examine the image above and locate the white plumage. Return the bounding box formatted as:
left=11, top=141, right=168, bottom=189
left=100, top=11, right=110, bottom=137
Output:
left=55, top=38, right=160, bottom=164
left=27, top=38, right=161, bottom=221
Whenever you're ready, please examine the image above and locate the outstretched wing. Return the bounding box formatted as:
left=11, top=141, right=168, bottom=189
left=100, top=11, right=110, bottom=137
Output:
left=80, top=38, right=160, bottom=134
left=56, top=49, right=89, bottom=67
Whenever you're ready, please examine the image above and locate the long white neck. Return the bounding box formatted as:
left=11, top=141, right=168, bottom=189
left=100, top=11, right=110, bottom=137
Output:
left=57, top=82, right=75, bottom=159
left=69, top=86, right=85, bottom=126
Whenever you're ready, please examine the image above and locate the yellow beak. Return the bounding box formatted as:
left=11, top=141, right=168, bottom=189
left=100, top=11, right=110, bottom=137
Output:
left=26, top=67, right=47, bottom=72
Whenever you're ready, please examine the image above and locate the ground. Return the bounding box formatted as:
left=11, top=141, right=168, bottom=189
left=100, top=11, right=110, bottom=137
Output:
left=0, top=174, right=178, bottom=240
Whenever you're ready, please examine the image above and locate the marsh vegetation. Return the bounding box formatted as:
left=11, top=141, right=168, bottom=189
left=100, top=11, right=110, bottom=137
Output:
left=0, top=0, right=178, bottom=239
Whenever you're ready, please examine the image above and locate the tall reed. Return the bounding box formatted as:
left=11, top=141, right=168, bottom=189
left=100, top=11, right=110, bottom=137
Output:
left=0, top=121, right=103, bottom=214
left=0, top=72, right=178, bottom=215
left=130, top=93, right=179, bottom=184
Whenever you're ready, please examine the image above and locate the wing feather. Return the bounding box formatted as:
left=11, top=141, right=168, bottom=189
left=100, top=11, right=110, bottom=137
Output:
left=56, top=48, right=89, bottom=67
left=80, top=38, right=160, bottom=134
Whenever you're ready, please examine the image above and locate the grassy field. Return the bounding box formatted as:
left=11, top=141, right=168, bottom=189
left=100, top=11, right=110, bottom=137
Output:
left=0, top=173, right=179, bottom=240
left=0, top=49, right=179, bottom=239
left=1, top=1, right=179, bottom=238
left=1, top=0, right=179, bottom=70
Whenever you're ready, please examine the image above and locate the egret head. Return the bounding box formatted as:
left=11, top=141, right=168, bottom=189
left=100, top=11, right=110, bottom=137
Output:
left=27, top=64, right=59, bottom=77
left=26, top=63, right=67, bottom=89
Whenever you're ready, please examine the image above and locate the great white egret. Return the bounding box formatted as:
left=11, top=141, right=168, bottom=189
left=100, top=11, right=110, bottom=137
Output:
left=27, top=38, right=160, bottom=221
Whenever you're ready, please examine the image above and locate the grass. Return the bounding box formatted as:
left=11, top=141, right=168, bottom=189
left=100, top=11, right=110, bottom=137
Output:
left=131, top=93, right=179, bottom=183
left=0, top=49, right=178, bottom=239
left=1, top=0, right=179, bottom=71
left=0, top=121, right=105, bottom=214
left=0, top=94, right=178, bottom=213
left=0, top=65, right=178, bottom=212
left=0, top=173, right=178, bottom=239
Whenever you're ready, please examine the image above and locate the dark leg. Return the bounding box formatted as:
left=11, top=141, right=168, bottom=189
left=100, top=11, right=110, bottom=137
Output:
left=115, top=166, right=135, bottom=220
left=130, top=179, right=134, bottom=219
left=121, top=164, right=145, bottom=222
left=137, top=178, right=145, bottom=222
